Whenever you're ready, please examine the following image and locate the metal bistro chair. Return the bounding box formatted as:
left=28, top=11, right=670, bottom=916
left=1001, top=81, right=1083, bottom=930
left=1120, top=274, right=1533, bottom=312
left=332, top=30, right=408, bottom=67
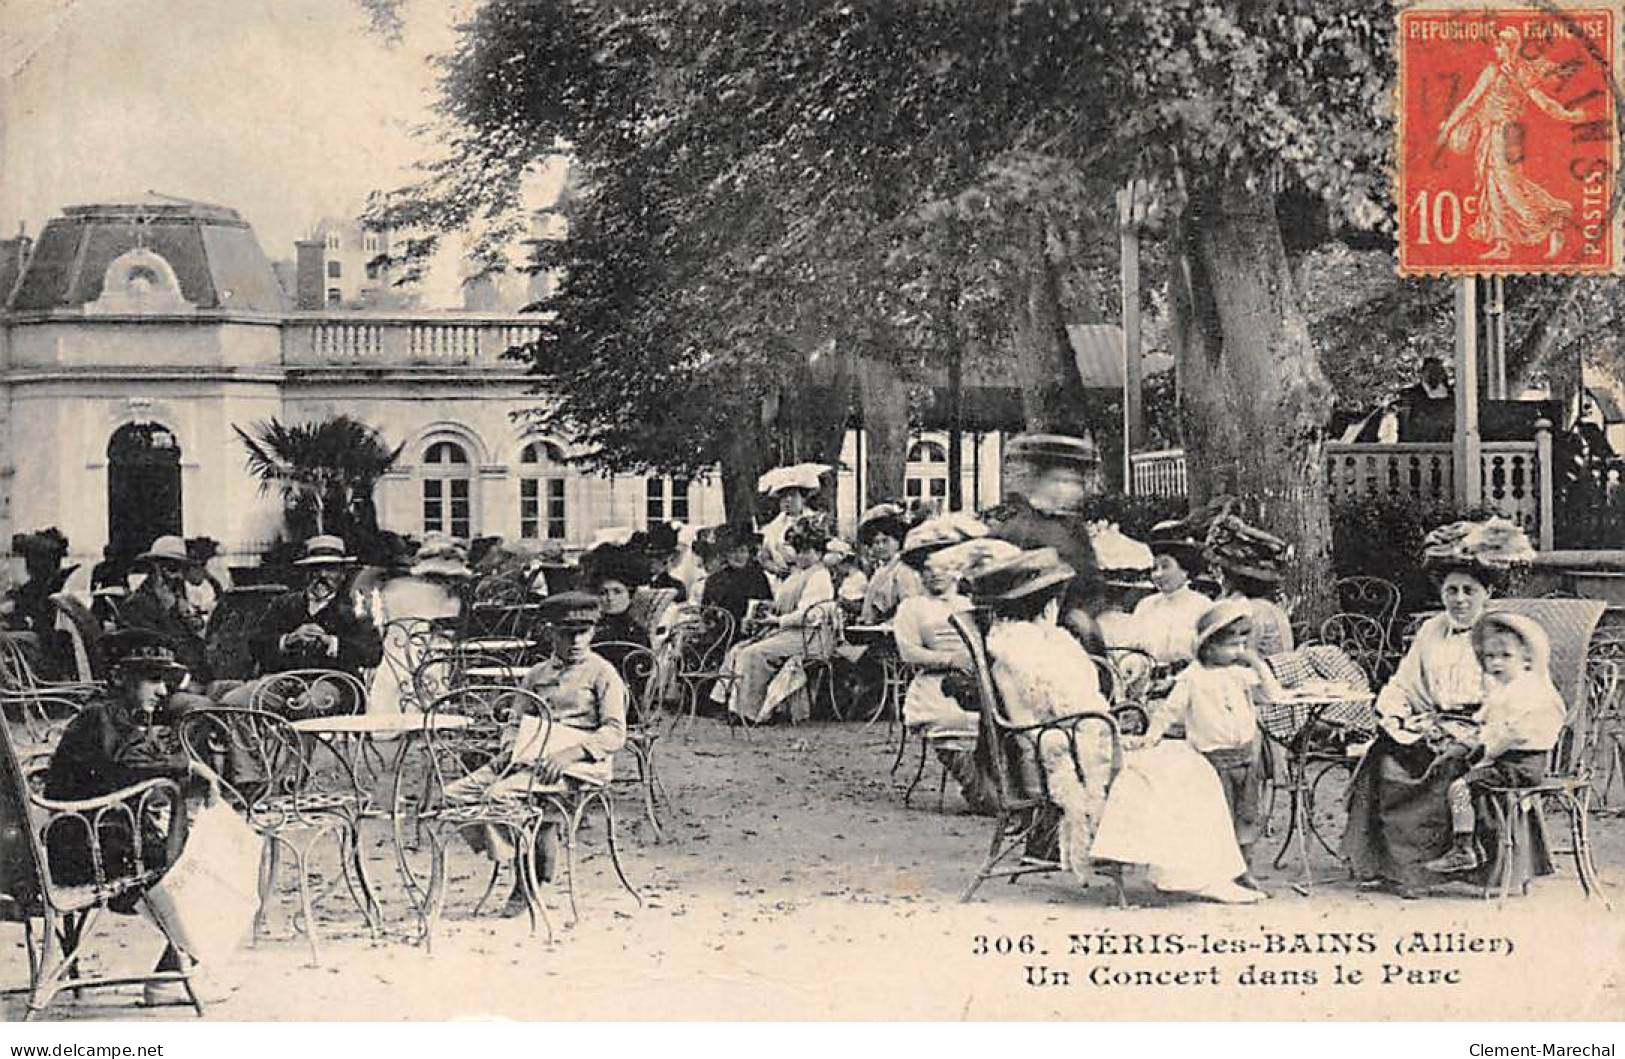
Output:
left=0, top=637, right=86, bottom=749
left=615, top=647, right=672, bottom=840
left=378, top=617, right=439, bottom=712
left=393, top=685, right=555, bottom=949
left=0, top=715, right=202, bottom=1019
left=247, top=668, right=380, bottom=782
left=668, top=605, right=739, bottom=737
left=1336, top=576, right=1403, bottom=656
left=1318, top=612, right=1390, bottom=688
left=178, top=708, right=382, bottom=967
left=798, top=599, right=845, bottom=722
left=949, top=609, right=1126, bottom=905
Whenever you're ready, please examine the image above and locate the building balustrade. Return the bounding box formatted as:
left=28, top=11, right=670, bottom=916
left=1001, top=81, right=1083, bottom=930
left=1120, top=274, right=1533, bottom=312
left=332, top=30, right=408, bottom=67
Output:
left=282, top=313, right=546, bottom=367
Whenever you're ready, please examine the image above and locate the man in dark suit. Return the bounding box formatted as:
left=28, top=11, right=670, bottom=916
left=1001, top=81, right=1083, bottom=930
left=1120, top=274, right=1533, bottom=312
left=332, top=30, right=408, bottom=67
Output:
left=248, top=535, right=382, bottom=684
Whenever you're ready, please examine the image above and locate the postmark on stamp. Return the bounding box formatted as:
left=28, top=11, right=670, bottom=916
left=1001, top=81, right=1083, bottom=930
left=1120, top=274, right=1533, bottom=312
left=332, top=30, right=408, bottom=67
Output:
left=1397, top=1, right=1625, bottom=275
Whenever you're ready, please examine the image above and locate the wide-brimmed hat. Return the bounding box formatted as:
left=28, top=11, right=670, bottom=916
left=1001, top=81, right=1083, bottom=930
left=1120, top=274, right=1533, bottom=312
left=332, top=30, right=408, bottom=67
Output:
left=1147, top=520, right=1208, bottom=575
left=135, top=535, right=195, bottom=568
left=293, top=535, right=356, bottom=567
left=540, top=590, right=602, bottom=629
left=969, top=547, right=1077, bottom=604
left=1194, top=599, right=1254, bottom=655
left=104, top=628, right=188, bottom=678
left=12, top=529, right=69, bottom=559
left=757, top=463, right=829, bottom=497
left=1475, top=610, right=1553, bottom=677
left=824, top=538, right=855, bottom=560
left=901, top=512, right=988, bottom=561
left=927, top=538, right=1022, bottom=580
left=1005, top=433, right=1099, bottom=470
left=410, top=532, right=472, bottom=580
left=718, top=523, right=762, bottom=549
left=784, top=514, right=833, bottom=554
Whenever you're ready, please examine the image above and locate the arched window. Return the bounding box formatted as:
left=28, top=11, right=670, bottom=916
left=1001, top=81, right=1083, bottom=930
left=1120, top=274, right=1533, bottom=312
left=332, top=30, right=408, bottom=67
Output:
left=905, top=437, right=950, bottom=515
left=519, top=440, right=568, bottom=540
left=422, top=440, right=472, bottom=538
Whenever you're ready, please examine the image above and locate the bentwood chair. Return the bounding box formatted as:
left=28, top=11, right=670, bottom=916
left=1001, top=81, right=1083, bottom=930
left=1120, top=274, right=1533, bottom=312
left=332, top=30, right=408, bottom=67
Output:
left=394, top=686, right=554, bottom=949
left=668, top=605, right=738, bottom=737
left=615, top=647, right=672, bottom=840
left=949, top=609, right=1126, bottom=905
left=797, top=600, right=845, bottom=722
left=178, top=708, right=381, bottom=966
left=1318, top=613, right=1390, bottom=687
left=0, top=715, right=201, bottom=1019
left=1335, top=576, right=1402, bottom=655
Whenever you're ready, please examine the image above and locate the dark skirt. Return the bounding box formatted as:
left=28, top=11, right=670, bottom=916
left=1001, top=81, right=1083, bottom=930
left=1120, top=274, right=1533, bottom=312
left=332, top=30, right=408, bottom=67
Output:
left=1342, top=734, right=1553, bottom=890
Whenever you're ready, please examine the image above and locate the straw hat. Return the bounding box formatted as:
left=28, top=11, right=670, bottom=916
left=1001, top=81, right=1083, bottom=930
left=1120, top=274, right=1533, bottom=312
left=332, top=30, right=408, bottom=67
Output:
left=757, top=463, right=829, bottom=496
left=927, top=538, right=1022, bottom=580
left=135, top=535, right=194, bottom=568
left=410, top=532, right=472, bottom=579
left=1005, top=433, right=1099, bottom=470
left=901, top=512, right=988, bottom=561
left=969, top=547, right=1077, bottom=604
left=293, top=535, right=356, bottom=567
left=1194, top=599, right=1254, bottom=655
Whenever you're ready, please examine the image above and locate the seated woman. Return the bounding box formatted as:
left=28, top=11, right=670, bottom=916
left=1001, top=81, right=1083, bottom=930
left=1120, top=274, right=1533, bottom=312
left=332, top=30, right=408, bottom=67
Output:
left=1215, top=557, right=1294, bottom=658
left=44, top=629, right=236, bottom=1002
left=1341, top=531, right=1544, bottom=897
left=719, top=517, right=836, bottom=723
left=857, top=505, right=922, bottom=624
left=965, top=549, right=1262, bottom=904
left=1129, top=535, right=1213, bottom=672
left=581, top=543, right=651, bottom=672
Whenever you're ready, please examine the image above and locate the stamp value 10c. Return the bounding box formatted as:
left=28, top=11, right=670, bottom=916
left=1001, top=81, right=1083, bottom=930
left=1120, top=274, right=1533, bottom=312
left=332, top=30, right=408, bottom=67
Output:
left=1397, top=1, right=1625, bottom=275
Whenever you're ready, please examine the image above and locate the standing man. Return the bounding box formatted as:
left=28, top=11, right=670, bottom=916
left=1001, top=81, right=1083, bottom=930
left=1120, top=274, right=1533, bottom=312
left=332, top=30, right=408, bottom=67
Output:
left=984, top=434, right=1106, bottom=652
left=248, top=535, right=382, bottom=689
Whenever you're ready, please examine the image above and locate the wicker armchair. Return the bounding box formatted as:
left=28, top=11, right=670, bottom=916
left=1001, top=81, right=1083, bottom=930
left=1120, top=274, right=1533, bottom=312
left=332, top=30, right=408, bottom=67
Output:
left=0, top=717, right=201, bottom=1018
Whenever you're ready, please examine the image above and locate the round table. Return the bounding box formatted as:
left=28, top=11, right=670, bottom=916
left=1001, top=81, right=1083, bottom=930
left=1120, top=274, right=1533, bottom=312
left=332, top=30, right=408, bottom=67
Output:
left=1256, top=690, right=1378, bottom=894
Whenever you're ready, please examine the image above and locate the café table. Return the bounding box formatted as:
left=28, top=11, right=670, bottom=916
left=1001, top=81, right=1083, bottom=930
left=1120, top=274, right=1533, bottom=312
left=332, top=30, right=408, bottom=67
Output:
left=1255, top=689, right=1378, bottom=894
left=844, top=624, right=906, bottom=732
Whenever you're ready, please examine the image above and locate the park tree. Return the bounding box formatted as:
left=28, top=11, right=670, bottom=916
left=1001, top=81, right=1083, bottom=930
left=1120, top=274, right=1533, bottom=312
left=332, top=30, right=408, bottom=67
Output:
left=363, top=0, right=1480, bottom=618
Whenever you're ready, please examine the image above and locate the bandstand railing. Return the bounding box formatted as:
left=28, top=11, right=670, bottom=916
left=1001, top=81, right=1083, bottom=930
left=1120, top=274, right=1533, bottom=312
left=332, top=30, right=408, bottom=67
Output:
left=1130, top=427, right=1554, bottom=549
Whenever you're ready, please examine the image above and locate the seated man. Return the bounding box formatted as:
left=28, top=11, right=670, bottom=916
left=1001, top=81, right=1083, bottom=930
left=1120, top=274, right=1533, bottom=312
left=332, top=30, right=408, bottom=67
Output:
left=242, top=535, right=382, bottom=713
left=118, top=535, right=216, bottom=690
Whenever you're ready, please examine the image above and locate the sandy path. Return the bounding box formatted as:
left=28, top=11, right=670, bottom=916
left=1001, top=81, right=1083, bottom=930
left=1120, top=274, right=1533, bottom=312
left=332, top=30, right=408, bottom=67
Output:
left=8, top=721, right=1624, bottom=1021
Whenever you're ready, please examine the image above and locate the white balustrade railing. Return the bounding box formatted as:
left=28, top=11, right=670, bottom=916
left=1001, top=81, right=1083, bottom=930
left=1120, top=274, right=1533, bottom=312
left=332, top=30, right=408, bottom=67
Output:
left=1129, top=448, right=1187, bottom=499
left=1129, top=432, right=1554, bottom=549
left=283, top=314, right=545, bottom=367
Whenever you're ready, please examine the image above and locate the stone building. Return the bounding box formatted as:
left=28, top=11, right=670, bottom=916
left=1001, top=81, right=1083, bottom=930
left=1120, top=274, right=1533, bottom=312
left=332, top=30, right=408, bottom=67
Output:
left=0, top=193, right=726, bottom=591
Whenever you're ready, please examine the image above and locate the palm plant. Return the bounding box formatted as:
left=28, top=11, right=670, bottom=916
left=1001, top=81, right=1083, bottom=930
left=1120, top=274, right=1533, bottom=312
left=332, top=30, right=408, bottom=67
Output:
left=234, top=416, right=404, bottom=536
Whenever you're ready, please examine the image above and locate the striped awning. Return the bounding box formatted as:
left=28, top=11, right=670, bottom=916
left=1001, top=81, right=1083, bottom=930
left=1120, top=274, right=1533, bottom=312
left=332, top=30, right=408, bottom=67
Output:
left=1067, top=323, right=1174, bottom=388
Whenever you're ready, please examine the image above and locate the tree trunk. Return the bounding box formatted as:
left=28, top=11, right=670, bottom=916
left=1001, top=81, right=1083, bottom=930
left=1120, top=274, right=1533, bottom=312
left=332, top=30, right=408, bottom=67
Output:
left=1169, top=173, right=1338, bottom=625
left=719, top=418, right=765, bottom=526
left=857, top=352, right=909, bottom=509
left=1008, top=212, right=1092, bottom=436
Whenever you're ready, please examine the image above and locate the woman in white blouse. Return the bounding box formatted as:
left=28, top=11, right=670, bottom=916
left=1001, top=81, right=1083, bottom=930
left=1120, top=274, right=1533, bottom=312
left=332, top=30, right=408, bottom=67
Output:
left=724, top=519, right=836, bottom=723
left=1128, top=539, right=1212, bottom=668
left=1342, top=557, right=1498, bottom=897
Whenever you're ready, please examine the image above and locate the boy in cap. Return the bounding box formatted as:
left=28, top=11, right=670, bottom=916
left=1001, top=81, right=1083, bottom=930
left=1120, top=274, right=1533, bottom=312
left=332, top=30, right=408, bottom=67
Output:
left=444, top=591, right=628, bottom=913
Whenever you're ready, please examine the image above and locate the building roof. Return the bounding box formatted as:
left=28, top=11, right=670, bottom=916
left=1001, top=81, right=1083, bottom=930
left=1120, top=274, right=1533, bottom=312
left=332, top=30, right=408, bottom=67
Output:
left=6, top=193, right=289, bottom=314
left=1067, top=323, right=1174, bottom=388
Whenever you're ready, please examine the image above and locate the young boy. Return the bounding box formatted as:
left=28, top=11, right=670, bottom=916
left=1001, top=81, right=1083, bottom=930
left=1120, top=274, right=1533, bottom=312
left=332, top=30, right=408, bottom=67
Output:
left=443, top=591, right=628, bottom=913
left=1145, top=599, right=1287, bottom=889
left=1422, top=612, right=1565, bottom=874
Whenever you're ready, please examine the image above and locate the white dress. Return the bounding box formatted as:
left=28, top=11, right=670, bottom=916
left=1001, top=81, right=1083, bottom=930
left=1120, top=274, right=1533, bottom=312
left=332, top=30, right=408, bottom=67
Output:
left=1130, top=586, right=1213, bottom=666
left=1090, top=740, right=1248, bottom=893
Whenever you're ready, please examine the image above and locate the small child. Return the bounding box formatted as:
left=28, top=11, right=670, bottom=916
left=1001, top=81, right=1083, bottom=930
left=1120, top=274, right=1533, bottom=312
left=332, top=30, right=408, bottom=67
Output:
left=1145, top=599, right=1287, bottom=889
left=1422, top=612, right=1566, bottom=874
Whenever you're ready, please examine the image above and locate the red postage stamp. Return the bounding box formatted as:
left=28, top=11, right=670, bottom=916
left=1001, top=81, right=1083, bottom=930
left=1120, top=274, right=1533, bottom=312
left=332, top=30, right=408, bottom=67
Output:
left=1397, top=2, right=1625, bottom=275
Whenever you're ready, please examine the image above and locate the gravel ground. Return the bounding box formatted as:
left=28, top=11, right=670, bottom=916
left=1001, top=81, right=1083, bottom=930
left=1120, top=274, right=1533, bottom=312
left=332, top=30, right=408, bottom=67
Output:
left=7, top=720, right=1624, bottom=1021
